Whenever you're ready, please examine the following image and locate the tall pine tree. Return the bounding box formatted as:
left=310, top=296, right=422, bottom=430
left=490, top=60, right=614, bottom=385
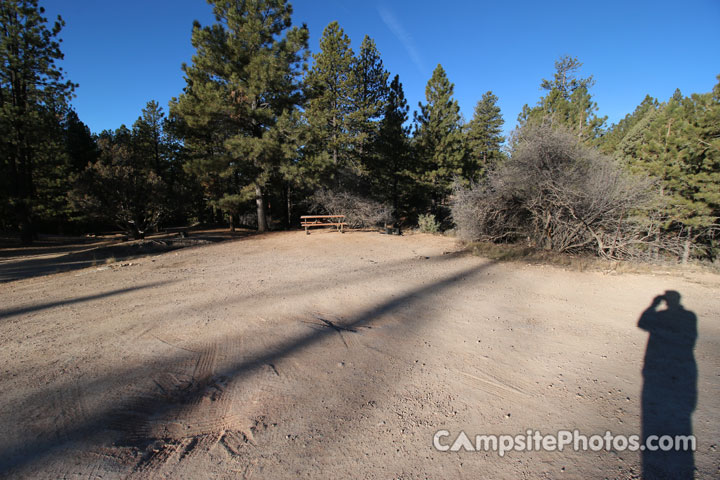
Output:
left=616, top=83, right=720, bottom=261
left=303, top=21, right=355, bottom=185
left=465, top=91, right=505, bottom=177
left=373, top=74, right=411, bottom=219
left=0, top=0, right=76, bottom=242
left=600, top=94, right=659, bottom=154
left=518, top=56, right=606, bottom=142
left=413, top=64, right=466, bottom=210
left=346, top=35, right=389, bottom=178
left=64, top=110, right=98, bottom=173
left=133, top=100, right=166, bottom=175
left=172, top=0, right=308, bottom=232
left=132, top=100, right=196, bottom=225
left=36, top=110, right=97, bottom=232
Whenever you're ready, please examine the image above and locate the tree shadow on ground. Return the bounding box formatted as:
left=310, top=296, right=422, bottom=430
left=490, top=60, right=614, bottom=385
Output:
left=0, top=230, right=254, bottom=283
left=0, top=258, right=495, bottom=476
left=0, top=281, right=176, bottom=319
left=638, top=290, right=697, bottom=479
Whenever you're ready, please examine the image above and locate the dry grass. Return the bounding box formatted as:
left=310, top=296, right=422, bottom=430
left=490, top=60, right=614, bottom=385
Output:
left=467, top=241, right=720, bottom=276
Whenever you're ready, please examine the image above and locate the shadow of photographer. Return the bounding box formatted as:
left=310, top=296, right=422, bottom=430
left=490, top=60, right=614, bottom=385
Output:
left=638, top=290, right=697, bottom=479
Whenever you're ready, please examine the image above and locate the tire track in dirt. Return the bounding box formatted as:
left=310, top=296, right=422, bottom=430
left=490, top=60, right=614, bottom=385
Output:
left=120, top=341, right=227, bottom=475
left=116, top=336, right=285, bottom=477
left=25, top=383, right=130, bottom=480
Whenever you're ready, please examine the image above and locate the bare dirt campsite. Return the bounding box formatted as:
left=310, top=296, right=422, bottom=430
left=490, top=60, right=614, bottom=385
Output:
left=0, top=231, right=718, bottom=479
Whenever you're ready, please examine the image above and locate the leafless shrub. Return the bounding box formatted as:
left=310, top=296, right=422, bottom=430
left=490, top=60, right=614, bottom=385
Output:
left=452, top=125, right=677, bottom=260
left=237, top=212, right=258, bottom=228
left=310, top=189, right=391, bottom=228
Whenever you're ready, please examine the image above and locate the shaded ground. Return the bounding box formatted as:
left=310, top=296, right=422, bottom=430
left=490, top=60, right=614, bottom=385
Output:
left=0, top=231, right=718, bottom=478
left=0, top=229, right=252, bottom=283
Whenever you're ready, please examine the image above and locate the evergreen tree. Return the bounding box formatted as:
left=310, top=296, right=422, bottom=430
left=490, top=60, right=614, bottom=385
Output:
left=518, top=55, right=606, bottom=142
left=303, top=21, right=355, bottom=183
left=32, top=110, right=73, bottom=230
left=71, top=126, right=166, bottom=239
left=373, top=74, right=411, bottom=219
left=0, top=0, right=76, bottom=242
left=35, top=110, right=98, bottom=232
left=131, top=100, right=196, bottom=226
left=161, top=112, right=202, bottom=226
left=172, top=0, right=309, bottom=232
left=413, top=64, right=466, bottom=210
left=465, top=91, right=505, bottom=177
left=133, top=100, right=165, bottom=174
left=272, top=109, right=309, bottom=225
left=346, top=35, right=389, bottom=176
left=617, top=83, right=720, bottom=260
left=600, top=95, right=659, bottom=154
left=64, top=110, right=98, bottom=173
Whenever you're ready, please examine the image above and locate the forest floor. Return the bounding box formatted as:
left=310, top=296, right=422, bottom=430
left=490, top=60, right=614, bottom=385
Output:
left=1, top=230, right=718, bottom=478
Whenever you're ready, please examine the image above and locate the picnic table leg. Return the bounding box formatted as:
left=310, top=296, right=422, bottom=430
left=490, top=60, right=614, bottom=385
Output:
left=305, top=225, right=309, bottom=235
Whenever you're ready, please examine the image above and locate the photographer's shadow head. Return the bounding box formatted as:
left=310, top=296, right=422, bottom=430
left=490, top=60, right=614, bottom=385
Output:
left=638, top=290, right=697, bottom=479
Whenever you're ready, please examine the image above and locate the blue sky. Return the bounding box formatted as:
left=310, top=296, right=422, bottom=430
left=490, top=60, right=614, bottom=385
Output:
left=44, top=0, right=720, bottom=137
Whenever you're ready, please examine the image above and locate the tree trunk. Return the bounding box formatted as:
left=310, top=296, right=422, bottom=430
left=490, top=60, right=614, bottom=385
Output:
left=130, top=224, right=144, bottom=240
left=285, top=184, right=292, bottom=229
left=255, top=184, right=268, bottom=232
left=653, top=232, right=659, bottom=261
left=15, top=129, right=34, bottom=244
left=543, top=212, right=553, bottom=250
left=17, top=201, right=33, bottom=245
left=392, top=176, right=399, bottom=223
left=682, top=226, right=693, bottom=264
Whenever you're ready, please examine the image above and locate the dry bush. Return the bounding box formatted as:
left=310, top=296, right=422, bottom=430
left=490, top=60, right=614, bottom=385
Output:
left=452, top=125, right=677, bottom=260
left=310, top=189, right=392, bottom=228
left=237, top=212, right=258, bottom=228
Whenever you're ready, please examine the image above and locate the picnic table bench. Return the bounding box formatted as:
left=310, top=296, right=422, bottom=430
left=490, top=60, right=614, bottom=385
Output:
left=300, top=215, right=346, bottom=234
left=164, top=226, right=190, bottom=238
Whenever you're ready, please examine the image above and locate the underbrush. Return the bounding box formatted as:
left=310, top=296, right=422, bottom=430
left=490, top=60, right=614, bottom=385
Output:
left=467, top=241, right=720, bottom=275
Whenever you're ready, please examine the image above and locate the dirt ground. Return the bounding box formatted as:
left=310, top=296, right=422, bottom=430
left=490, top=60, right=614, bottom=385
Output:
left=0, top=231, right=718, bottom=479
left=0, top=229, right=251, bottom=283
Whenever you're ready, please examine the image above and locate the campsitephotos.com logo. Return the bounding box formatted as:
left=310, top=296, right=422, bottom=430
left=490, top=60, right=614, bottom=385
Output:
left=433, top=429, right=696, bottom=457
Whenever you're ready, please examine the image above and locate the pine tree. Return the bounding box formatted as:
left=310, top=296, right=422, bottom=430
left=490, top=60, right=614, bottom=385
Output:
left=413, top=64, right=466, bottom=210
left=465, top=91, right=505, bottom=177
left=303, top=21, right=355, bottom=183
left=272, top=109, right=309, bottom=225
left=346, top=35, right=389, bottom=176
left=0, top=0, right=76, bottom=242
left=70, top=126, right=166, bottom=239
left=373, top=74, right=411, bottom=219
left=518, top=56, right=606, bottom=142
left=64, top=110, right=98, bottom=173
left=172, top=0, right=309, bottom=232
left=133, top=100, right=165, bottom=174
left=600, top=95, right=659, bottom=154
left=131, top=100, right=196, bottom=225
left=617, top=83, right=720, bottom=261
left=35, top=110, right=98, bottom=232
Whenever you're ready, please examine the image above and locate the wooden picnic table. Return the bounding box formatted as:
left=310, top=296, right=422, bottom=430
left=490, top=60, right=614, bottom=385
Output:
left=300, top=215, right=347, bottom=234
